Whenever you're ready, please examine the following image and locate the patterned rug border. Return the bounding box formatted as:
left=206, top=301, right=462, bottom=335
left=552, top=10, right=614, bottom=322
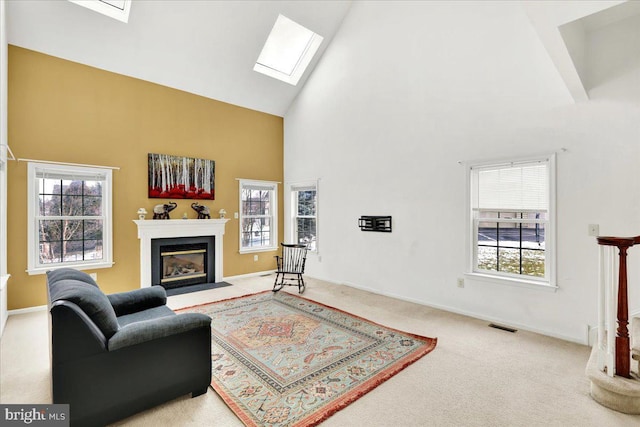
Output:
left=177, top=290, right=437, bottom=427
left=175, top=289, right=273, bottom=312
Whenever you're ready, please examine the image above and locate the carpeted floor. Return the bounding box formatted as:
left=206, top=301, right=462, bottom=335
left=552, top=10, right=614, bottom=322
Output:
left=1, top=274, right=640, bottom=426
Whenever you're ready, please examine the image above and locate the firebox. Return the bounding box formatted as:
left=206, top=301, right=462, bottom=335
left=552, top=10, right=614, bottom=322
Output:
left=150, top=236, right=215, bottom=289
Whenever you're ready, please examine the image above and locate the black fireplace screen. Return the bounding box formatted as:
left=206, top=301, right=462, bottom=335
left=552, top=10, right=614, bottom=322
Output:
left=151, top=236, right=215, bottom=289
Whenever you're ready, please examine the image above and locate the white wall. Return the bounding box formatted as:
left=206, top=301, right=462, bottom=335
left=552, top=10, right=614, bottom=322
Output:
left=284, top=1, right=640, bottom=344
left=587, top=12, right=640, bottom=102
left=0, top=0, right=10, bottom=337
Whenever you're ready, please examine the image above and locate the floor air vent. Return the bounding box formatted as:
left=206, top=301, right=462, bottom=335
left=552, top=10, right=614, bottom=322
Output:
left=488, top=323, right=518, bottom=333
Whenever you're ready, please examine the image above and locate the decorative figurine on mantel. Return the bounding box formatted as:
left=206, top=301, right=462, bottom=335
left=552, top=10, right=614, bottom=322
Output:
left=137, top=208, right=147, bottom=220
left=218, top=209, right=226, bottom=219
left=191, top=202, right=211, bottom=219
left=153, top=202, right=177, bottom=219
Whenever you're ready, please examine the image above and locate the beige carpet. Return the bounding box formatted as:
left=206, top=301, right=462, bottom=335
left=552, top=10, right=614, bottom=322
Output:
left=2, top=275, right=640, bottom=426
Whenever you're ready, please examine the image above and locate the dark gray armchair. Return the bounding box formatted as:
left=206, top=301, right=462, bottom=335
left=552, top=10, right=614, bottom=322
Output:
left=46, top=268, right=212, bottom=427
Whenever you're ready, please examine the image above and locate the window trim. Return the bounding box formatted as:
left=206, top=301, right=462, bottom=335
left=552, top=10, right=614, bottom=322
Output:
left=465, top=153, right=557, bottom=290
left=27, top=162, right=114, bottom=275
left=68, top=0, right=132, bottom=24
left=238, top=179, right=278, bottom=254
left=289, top=180, right=318, bottom=253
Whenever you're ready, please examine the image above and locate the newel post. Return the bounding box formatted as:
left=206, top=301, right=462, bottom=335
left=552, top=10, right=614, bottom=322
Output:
left=616, top=245, right=630, bottom=378
left=597, top=236, right=640, bottom=379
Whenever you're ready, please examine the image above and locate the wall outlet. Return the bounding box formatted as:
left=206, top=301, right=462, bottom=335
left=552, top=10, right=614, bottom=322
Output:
left=253, top=255, right=258, bottom=262
left=234, top=212, right=239, bottom=219
left=588, top=224, right=599, bottom=236
left=457, top=278, right=464, bottom=288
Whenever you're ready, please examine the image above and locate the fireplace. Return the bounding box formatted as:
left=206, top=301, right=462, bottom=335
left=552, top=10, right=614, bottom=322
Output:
left=161, top=245, right=206, bottom=285
left=151, top=237, right=215, bottom=289
left=134, top=219, right=229, bottom=288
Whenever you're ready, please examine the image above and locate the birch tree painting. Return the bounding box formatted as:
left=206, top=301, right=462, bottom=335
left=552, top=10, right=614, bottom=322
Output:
left=148, top=153, right=215, bottom=199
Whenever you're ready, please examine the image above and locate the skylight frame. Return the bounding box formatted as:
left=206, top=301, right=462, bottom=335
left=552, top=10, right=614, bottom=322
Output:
left=68, top=0, right=132, bottom=23
left=254, top=14, right=324, bottom=86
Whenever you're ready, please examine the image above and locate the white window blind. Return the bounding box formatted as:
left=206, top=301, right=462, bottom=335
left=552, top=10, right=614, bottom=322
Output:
left=242, top=182, right=276, bottom=191
left=475, top=161, right=548, bottom=211
left=291, top=183, right=317, bottom=192
left=35, top=167, right=108, bottom=182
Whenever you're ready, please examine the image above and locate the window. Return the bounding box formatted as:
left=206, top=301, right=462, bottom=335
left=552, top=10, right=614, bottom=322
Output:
left=291, top=182, right=317, bottom=251
left=254, top=14, right=324, bottom=86
left=239, top=180, right=278, bottom=253
left=27, top=162, right=113, bottom=274
left=468, top=155, right=555, bottom=287
left=68, top=0, right=132, bottom=23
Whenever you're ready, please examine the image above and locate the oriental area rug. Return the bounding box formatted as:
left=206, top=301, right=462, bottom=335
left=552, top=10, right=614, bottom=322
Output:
left=178, top=291, right=437, bottom=427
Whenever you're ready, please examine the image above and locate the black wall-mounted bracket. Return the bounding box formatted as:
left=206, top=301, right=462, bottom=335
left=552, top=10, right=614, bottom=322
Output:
left=358, top=216, right=392, bottom=232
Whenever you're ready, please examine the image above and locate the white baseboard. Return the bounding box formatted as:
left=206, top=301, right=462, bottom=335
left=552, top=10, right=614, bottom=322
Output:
left=333, top=278, right=587, bottom=345
left=223, top=270, right=275, bottom=282
left=8, top=305, right=47, bottom=316
left=304, top=273, right=336, bottom=284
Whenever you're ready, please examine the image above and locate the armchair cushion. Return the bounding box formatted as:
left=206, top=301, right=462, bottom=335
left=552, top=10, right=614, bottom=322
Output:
left=109, top=313, right=212, bottom=351
left=108, top=286, right=167, bottom=316
left=46, top=268, right=99, bottom=287
left=117, top=305, right=174, bottom=327
left=48, top=278, right=119, bottom=339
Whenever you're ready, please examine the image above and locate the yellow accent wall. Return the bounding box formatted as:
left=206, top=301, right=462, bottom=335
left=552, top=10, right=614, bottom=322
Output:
left=7, top=46, right=283, bottom=309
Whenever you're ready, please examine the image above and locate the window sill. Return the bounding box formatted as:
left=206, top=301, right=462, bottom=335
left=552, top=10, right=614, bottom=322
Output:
left=27, top=261, right=114, bottom=276
left=464, top=272, right=558, bottom=292
left=239, top=247, right=278, bottom=255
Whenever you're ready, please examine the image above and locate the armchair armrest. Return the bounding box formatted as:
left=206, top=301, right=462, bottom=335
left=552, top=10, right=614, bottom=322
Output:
left=108, top=313, right=211, bottom=351
left=107, top=286, right=167, bottom=316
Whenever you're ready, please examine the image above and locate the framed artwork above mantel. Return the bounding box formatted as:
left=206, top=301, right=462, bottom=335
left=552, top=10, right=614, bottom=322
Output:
left=148, top=153, right=215, bottom=200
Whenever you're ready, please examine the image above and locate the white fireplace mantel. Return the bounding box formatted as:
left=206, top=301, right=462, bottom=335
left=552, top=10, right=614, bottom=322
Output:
left=133, top=219, right=229, bottom=288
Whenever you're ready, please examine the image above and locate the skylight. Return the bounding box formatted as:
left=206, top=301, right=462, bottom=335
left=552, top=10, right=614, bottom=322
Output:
left=68, top=0, right=132, bottom=23
left=254, top=15, right=323, bottom=86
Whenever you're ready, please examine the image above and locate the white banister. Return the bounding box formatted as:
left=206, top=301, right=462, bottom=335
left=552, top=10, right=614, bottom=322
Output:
left=597, top=245, right=618, bottom=377
left=597, top=245, right=605, bottom=371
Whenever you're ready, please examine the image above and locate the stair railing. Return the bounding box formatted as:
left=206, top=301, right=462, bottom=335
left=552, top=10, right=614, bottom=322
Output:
left=597, top=235, right=640, bottom=378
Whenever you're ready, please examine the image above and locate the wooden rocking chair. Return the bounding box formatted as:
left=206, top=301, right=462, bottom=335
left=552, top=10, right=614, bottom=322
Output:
left=273, top=243, right=308, bottom=293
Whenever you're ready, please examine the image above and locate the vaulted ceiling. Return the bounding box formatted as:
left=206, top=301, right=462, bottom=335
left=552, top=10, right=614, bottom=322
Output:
left=6, top=1, right=639, bottom=118
left=6, top=0, right=352, bottom=117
